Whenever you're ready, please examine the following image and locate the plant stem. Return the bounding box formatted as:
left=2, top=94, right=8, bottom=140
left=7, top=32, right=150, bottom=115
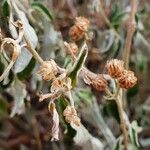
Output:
left=24, top=33, right=44, bottom=64
left=99, top=1, right=120, bottom=39
left=116, top=89, right=128, bottom=150
left=123, top=0, right=138, bottom=69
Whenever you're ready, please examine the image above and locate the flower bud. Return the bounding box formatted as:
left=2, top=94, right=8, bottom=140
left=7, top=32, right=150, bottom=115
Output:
left=118, top=70, right=137, bottom=89
left=105, top=59, right=124, bottom=78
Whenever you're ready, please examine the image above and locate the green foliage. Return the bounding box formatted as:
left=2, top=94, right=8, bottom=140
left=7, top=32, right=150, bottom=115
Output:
left=31, top=2, right=53, bottom=22
left=68, top=43, right=88, bottom=87
left=17, top=57, right=36, bottom=80
left=2, top=0, right=10, bottom=17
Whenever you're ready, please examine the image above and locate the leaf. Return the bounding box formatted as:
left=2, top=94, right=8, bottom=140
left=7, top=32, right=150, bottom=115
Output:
left=103, top=100, right=120, bottom=123
left=17, top=57, right=36, bottom=80
left=2, top=0, right=10, bottom=17
left=31, top=2, right=53, bottom=22
left=114, top=139, right=121, bottom=150
left=0, top=98, right=7, bottom=115
left=10, top=78, right=27, bottom=117
left=129, top=121, right=142, bottom=148
left=68, top=42, right=88, bottom=87
left=71, top=123, right=104, bottom=150
left=11, top=2, right=38, bottom=73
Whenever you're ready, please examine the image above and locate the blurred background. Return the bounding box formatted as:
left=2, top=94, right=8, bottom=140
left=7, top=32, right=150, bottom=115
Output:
left=0, top=0, right=150, bottom=150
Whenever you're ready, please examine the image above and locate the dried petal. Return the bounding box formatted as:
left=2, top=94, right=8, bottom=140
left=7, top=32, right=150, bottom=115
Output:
left=63, top=106, right=80, bottom=126
left=105, top=59, right=124, bottom=78
left=118, top=70, right=137, bottom=89
left=48, top=102, right=59, bottom=141
left=38, top=60, right=58, bottom=81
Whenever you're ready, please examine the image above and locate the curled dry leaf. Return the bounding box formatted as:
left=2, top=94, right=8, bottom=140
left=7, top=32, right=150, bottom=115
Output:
left=0, top=38, right=21, bottom=82
left=48, top=101, right=59, bottom=141
left=63, top=106, right=80, bottom=126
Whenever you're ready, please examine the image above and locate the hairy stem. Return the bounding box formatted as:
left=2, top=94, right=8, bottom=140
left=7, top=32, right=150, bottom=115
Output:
left=123, top=0, right=138, bottom=69
left=24, top=32, right=44, bottom=64
left=116, top=89, right=128, bottom=150
left=99, top=1, right=120, bottom=39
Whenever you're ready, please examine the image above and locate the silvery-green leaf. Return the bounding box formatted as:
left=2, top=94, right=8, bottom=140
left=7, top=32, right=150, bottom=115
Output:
left=71, top=123, right=104, bottom=150
left=14, top=48, right=32, bottom=73
left=9, top=78, right=27, bottom=117
left=10, top=1, right=38, bottom=73
left=129, top=121, right=142, bottom=148
left=31, top=2, right=53, bottom=22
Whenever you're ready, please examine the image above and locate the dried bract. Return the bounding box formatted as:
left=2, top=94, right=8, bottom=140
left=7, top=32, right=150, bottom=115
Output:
left=63, top=106, right=80, bottom=126
left=105, top=59, right=124, bottom=78
left=38, top=60, right=58, bottom=81
left=118, top=70, right=137, bottom=89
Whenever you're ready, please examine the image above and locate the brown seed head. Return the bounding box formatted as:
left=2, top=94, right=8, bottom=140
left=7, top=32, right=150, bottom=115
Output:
left=69, top=25, right=85, bottom=41
left=75, top=17, right=90, bottom=32
left=69, top=17, right=89, bottom=41
left=91, top=74, right=108, bottom=91
left=105, top=59, right=124, bottom=78
left=63, top=106, right=80, bottom=126
left=38, top=60, right=58, bottom=81
left=118, top=70, right=137, bottom=89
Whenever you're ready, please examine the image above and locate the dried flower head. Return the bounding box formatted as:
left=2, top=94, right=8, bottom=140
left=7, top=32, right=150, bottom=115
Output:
left=63, top=106, right=80, bottom=126
left=91, top=74, right=108, bottom=91
left=75, top=17, right=90, bottom=32
left=51, top=73, right=72, bottom=93
left=38, top=60, right=58, bottom=81
left=64, top=42, right=78, bottom=57
left=105, top=59, right=124, bottom=78
left=69, top=25, right=85, bottom=42
left=69, top=16, right=89, bottom=41
left=82, top=68, right=107, bottom=91
left=118, top=70, right=137, bottom=89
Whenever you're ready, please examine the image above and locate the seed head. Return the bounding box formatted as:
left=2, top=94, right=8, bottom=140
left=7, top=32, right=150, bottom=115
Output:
left=38, top=60, right=58, bottom=81
left=75, top=17, right=90, bottom=32
left=63, top=106, right=80, bottom=126
left=69, top=17, right=89, bottom=41
left=91, top=74, right=108, bottom=91
left=105, top=59, right=124, bottom=78
left=118, top=70, right=137, bottom=89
